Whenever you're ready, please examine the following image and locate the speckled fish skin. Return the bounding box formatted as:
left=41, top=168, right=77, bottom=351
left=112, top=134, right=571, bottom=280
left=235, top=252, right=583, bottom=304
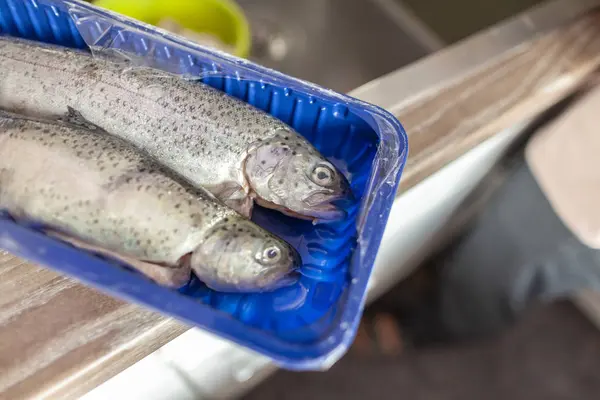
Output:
left=0, top=112, right=300, bottom=292
left=0, top=36, right=351, bottom=221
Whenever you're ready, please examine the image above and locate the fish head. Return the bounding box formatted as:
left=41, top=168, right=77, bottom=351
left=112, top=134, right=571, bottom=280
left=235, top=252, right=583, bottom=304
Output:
left=191, top=217, right=301, bottom=292
left=245, top=131, right=352, bottom=221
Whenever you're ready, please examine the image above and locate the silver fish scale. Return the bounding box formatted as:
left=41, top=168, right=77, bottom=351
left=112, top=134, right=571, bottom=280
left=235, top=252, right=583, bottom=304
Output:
left=0, top=115, right=237, bottom=265
left=0, top=37, right=305, bottom=194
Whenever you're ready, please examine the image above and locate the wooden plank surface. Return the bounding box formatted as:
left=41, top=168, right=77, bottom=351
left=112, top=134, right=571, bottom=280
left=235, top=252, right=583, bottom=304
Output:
left=397, top=10, right=600, bottom=193
left=0, top=250, right=186, bottom=399
left=3, top=7, right=600, bottom=400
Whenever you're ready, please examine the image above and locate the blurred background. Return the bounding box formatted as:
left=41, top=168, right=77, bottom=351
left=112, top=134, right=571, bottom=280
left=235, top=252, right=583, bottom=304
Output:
left=48, top=0, right=600, bottom=398
left=87, top=0, right=544, bottom=92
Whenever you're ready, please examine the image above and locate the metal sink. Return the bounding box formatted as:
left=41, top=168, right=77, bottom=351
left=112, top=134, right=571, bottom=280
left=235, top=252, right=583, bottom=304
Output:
left=236, top=0, right=433, bottom=93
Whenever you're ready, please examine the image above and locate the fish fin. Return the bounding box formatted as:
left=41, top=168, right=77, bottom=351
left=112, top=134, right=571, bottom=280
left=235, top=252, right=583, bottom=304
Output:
left=123, top=67, right=202, bottom=84
left=44, top=229, right=192, bottom=288
left=204, top=182, right=254, bottom=218
left=121, top=66, right=178, bottom=81
left=90, top=44, right=180, bottom=74
left=225, top=196, right=254, bottom=219
left=59, top=107, right=105, bottom=132
left=91, top=47, right=136, bottom=66
left=119, top=66, right=184, bottom=91
left=180, top=73, right=205, bottom=82
left=88, top=45, right=203, bottom=82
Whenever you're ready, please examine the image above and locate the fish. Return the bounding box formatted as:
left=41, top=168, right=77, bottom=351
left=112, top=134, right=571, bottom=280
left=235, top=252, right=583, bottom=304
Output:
left=0, top=110, right=300, bottom=292
left=0, top=36, right=352, bottom=222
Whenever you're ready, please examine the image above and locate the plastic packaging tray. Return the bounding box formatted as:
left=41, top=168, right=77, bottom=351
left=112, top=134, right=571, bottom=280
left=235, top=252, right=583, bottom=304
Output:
left=0, top=0, right=408, bottom=370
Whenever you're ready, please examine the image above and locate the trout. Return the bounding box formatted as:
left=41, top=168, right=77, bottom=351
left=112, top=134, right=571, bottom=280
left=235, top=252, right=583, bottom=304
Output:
left=0, top=36, right=351, bottom=222
left=0, top=111, right=300, bottom=292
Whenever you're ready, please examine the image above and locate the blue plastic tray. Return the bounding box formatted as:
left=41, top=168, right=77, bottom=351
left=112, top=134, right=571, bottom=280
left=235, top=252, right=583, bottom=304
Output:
left=0, top=0, right=408, bottom=369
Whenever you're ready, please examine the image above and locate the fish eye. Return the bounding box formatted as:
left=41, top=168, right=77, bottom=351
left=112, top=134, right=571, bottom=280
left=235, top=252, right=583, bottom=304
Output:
left=260, top=245, right=282, bottom=265
left=311, top=165, right=334, bottom=186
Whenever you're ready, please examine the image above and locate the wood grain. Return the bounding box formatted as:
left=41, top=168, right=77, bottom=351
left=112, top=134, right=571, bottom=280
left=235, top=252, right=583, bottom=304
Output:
left=3, top=8, right=600, bottom=400
left=0, top=251, right=187, bottom=400
left=397, top=11, right=600, bottom=193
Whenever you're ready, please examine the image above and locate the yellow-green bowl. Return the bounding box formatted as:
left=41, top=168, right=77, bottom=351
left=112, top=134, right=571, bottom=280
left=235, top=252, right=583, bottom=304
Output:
left=92, top=0, right=251, bottom=58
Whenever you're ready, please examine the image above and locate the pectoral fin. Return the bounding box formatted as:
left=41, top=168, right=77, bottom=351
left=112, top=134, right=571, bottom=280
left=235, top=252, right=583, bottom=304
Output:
left=224, top=196, right=254, bottom=219
left=45, top=230, right=192, bottom=288
left=204, top=182, right=254, bottom=219
left=90, top=47, right=136, bottom=66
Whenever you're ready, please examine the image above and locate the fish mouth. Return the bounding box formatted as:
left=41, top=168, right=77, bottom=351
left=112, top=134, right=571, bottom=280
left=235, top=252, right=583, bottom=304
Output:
left=217, top=269, right=299, bottom=293
left=305, top=201, right=347, bottom=221
left=254, top=196, right=347, bottom=222
left=261, top=271, right=300, bottom=291
left=299, top=171, right=354, bottom=221
left=301, top=191, right=349, bottom=220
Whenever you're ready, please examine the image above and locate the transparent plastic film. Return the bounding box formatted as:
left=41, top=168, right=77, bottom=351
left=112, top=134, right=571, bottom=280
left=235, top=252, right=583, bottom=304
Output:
left=66, top=0, right=406, bottom=251
left=0, top=0, right=408, bottom=369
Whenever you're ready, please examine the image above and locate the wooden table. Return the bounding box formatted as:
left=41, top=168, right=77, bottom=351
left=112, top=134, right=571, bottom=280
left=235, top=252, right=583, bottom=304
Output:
left=3, top=1, right=600, bottom=398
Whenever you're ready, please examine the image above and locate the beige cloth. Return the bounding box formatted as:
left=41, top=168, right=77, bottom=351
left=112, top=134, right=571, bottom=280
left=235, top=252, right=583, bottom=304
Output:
left=526, top=85, right=600, bottom=249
